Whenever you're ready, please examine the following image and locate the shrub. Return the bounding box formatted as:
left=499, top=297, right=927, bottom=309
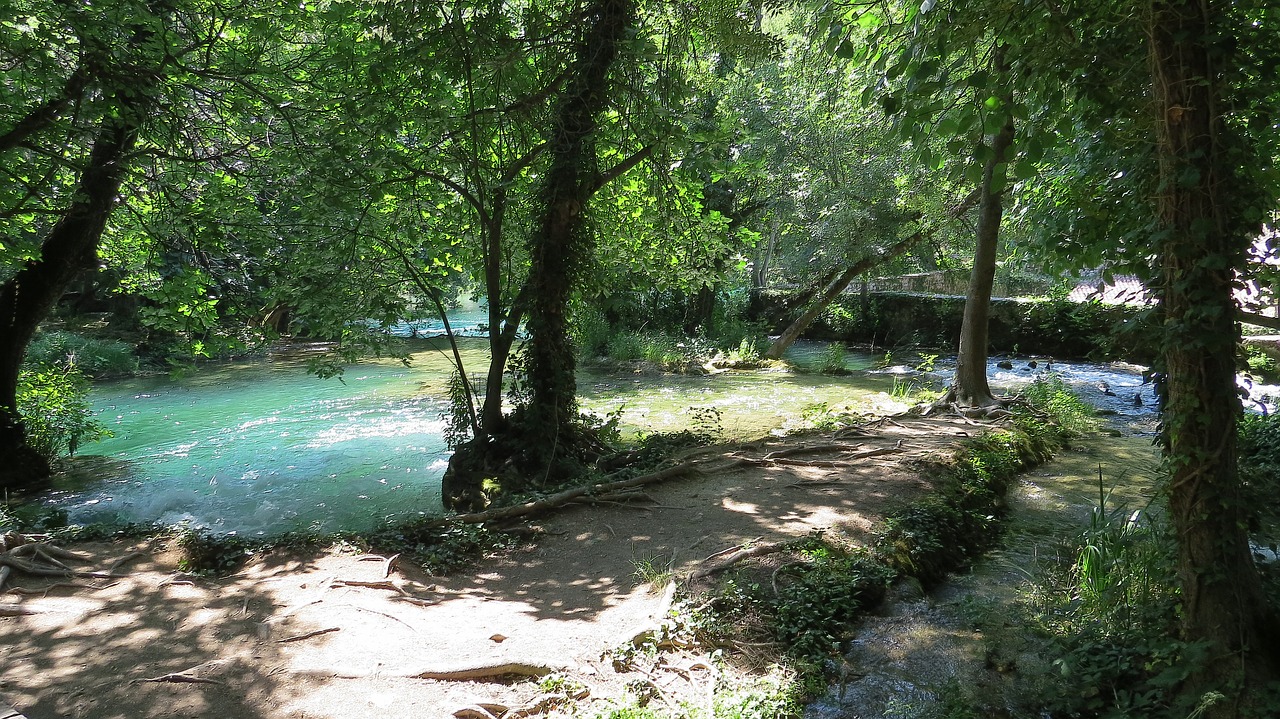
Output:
left=16, top=365, right=111, bottom=461
left=816, top=342, right=848, bottom=374
left=1239, top=412, right=1280, bottom=534
left=605, top=331, right=646, bottom=362
left=1020, top=372, right=1099, bottom=437
left=25, top=330, right=138, bottom=377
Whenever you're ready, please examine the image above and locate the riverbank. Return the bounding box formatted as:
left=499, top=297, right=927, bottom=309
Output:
left=1, top=405, right=1137, bottom=719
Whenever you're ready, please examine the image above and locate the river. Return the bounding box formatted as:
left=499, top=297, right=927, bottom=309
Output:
left=35, top=337, right=1275, bottom=537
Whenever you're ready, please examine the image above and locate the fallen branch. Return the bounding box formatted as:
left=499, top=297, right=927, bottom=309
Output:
left=276, top=626, right=340, bottom=644
left=331, top=580, right=406, bottom=594
left=139, top=673, right=223, bottom=685
left=729, top=446, right=903, bottom=470
left=763, top=443, right=863, bottom=460
left=442, top=462, right=704, bottom=527
left=352, top=605, right=419, bottom=633
left=413, top=662, right=558, bottom=681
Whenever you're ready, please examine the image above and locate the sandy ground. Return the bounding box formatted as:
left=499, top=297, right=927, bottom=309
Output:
left=1, top=416, right=981, bottom=719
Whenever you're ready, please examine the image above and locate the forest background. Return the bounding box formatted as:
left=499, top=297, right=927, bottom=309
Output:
left=2, top=0, right=1280, bottom=716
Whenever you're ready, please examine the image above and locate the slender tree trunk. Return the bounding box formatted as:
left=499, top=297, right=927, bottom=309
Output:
left=520, top=0, right=633, bottom=456
left=752, top=215, right=780, bottom=290
left=0, top=116, right=144, bottom=490
left=765, top=265, right=864, bottom=360
left=952, top=104, right=1014, bottom=407
left=765, top=191, right=980, bottom=360
left=1149, top=0, right=1280, bottom=711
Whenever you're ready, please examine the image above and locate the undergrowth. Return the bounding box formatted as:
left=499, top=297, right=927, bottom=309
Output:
left=670, top=396, right=1075, bottom=712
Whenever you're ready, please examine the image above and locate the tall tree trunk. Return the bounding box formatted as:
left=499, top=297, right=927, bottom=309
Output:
left=765, top=264, right=864, bottom=360
left=1149, top=0, right=1280, bottom=710
left=951, top=105, right=1014, bottom=407
left=0, top=116, right=144, bottom=490
left=442, top=0, right=640, bottom=509
left=518, top=0, right=634, bottom=460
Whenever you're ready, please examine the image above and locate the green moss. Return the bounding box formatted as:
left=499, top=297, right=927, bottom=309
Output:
left=877, top=420, right=1062, bottom=587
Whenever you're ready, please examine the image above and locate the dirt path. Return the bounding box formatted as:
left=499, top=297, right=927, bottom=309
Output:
left=2, top=416, right=980, bottom=719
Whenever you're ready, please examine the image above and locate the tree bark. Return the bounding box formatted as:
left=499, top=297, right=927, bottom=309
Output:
left=1149, top=0, right=1280, bottom=710
left=0, top=116, right=145, bottom=490
left=952, top=98, right=1014, bottom=407
left=516, top=0, right=635, bottom=458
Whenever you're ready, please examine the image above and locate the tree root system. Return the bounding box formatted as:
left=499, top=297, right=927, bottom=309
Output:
left=0, top=532, right=143, bottom=593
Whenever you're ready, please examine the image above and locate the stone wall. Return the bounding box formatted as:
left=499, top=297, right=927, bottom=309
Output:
left=759, top=291, right=1156, bottom=362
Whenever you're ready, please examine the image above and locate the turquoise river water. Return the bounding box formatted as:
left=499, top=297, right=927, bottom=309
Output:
left=41, top=328, right=1249, bottom=537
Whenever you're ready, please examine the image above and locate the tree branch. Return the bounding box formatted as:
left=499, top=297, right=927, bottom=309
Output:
left=588, top=145, right=654, bottom=196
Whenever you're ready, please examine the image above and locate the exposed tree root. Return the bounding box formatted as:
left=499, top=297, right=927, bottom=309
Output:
left=690, top=541, right=786, bottom=579
left=727, top=446, right=903, bottom=470
left=762, top=443, right=865, bottom=460
left=1, top=535, right=145, bottom=594
left=441, top=463, right=704, bottom=527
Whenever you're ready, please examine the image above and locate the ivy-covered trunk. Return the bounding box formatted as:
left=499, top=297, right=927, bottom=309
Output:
left=1149, top=0, right=1280, bottom=711
left=522, top=0, right=634, bottom=449
left=0, top=117, right=144, bottom=491
left=441, top=0, right=635, bottom=509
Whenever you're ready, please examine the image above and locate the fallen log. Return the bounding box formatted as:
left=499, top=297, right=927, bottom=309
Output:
left=440, top=462, right=704, bottom=528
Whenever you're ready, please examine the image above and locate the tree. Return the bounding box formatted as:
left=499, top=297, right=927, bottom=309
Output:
left=1, top=1, right=175, bottom=489
left=818, top=0, right=1078, bottom=407
left=993, top=0, right=1280, bottom=708
left=1148, top=0, right=1280, bottom=709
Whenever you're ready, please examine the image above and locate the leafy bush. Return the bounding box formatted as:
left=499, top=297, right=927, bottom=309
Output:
left=175, top=528, right=251, bottom=575
left=1020, top=372, right=1099, bottom=436
left=25, top=330, right=138, bottom=377
left=571, top=303, right=612, bottom=360
left=368, top=518, right=515, bottom=574
left=1243, top=345, right=1279, bottom=380
left=605, top=331, right=647, bottom=362
left=17, top=365, right=111, bottom=461
left=816, top=342, right=848, bottom=373
left=770, top=545, right=893, bottom=660
left=1239, top=412, right=1280, bottom=535
left=878, top=426, right=1060, bottom=586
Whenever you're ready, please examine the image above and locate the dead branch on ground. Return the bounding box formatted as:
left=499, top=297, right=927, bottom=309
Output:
left=276, top=626, right=340, bottom=643
left=411, top=662, right=558, bottom=681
